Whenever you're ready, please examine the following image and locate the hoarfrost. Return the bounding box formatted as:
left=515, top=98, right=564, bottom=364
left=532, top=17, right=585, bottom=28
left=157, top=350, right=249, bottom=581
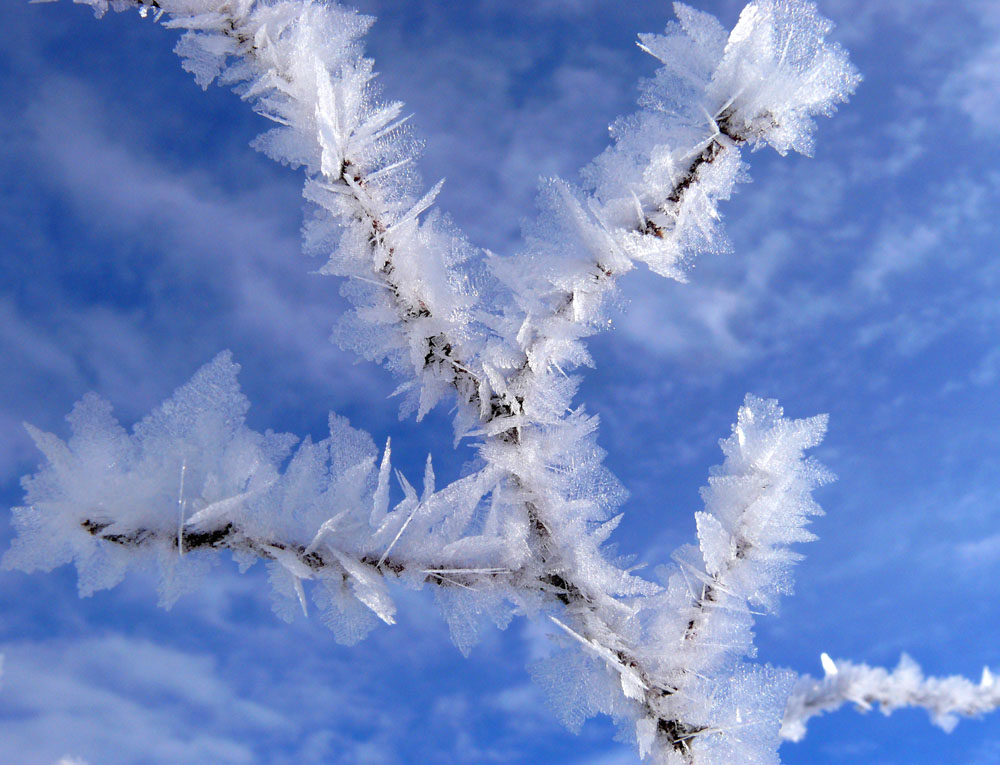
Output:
left=15, top=1, right=988, bottom=763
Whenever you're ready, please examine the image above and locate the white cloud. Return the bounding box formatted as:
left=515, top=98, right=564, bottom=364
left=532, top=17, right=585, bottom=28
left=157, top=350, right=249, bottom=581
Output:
left=0, top=635, right=282, bottom=764
left=946, top=39, right=1000, bottom=135
left=23, top=76, right=361, bottom=386
left=957, top=533, right=1000, bottom=569
left=855, top=222, right=942, bottom=293
left=941, top=1, right=1000, bottom=136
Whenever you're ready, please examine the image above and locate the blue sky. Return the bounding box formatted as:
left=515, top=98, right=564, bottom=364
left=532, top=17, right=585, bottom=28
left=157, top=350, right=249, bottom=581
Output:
left=2, top=0, right=1000, bottom=762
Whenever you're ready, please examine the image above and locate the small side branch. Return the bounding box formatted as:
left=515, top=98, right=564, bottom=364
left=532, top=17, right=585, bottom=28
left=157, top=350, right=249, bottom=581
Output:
left=783, top=655, right=1000, bottom=743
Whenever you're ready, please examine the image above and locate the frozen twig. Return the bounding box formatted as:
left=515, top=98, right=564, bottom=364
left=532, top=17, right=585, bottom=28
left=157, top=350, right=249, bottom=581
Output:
left=782, top=654, right=1000, bottom=742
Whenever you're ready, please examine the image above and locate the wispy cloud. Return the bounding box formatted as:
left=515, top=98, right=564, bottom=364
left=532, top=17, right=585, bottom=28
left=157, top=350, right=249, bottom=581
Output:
left=941, top=0, right=1000, bottom=136
left=0, top=635, right=282, bottom=764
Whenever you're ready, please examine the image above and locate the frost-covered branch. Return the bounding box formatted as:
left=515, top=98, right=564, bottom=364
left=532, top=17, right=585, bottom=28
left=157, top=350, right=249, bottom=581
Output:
left=4, top=354, right=536, bottom=644
left=10, top=0, right=865, bottom=763
left=491, top=0, right=860, bottom=399
left=558, top=395, right=832, bottom=763
left=88, top=0, right=495, bottom=427
left=782, top=654, right=1000, bottom=743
